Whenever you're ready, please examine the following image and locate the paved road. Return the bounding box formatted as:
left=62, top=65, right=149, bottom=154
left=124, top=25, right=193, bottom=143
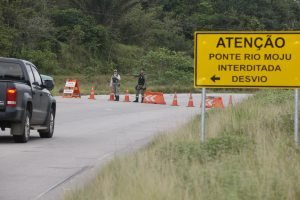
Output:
left=0, top=93, right=250, bottom=200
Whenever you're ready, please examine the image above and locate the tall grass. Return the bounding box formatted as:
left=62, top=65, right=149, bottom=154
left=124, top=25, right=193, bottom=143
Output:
left=65, top=90, right=300, bottom=200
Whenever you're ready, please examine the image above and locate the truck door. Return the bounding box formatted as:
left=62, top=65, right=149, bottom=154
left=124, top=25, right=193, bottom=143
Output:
left=31, top=65, right=48, bottom=124
left=25, top=64, right=42, bottom=124
left=31, top=65, right=50, bottom=123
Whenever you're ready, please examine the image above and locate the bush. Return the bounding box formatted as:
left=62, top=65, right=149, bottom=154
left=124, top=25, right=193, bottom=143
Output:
left=112, top=44, right=145, bottom=74
left=140, top=48, right=193, bottom=86
left=158, top=135, right=249, bottom=164
left=20, top=49, right=58, bottom=74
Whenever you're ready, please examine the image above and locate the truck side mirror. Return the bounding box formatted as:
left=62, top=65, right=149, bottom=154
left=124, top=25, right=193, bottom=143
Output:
left=44, top=80, right=54, bottom=91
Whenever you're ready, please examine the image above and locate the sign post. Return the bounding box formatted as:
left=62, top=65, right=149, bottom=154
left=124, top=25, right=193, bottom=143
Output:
left=295, top=89, right=299, bottom=146
left=194, top=31, right=300, bottom=144
left=201, top=88, right=206, bottom=142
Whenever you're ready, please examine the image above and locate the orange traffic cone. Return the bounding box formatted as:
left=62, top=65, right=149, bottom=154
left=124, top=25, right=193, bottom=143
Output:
left=109, top=93, right=114, bottom=101
left=213, top=97, right=225, bottom=108
left=109, top=88, right=114, bottom=101
left=171, top=92, right=179, bottom=106
left=228, top=95, right=233, bottom=107
left=88, top=86, right=96, bottom=100
left=187, top=93, right=194, bottom=107
left=124, top=89, right=130, bottom=102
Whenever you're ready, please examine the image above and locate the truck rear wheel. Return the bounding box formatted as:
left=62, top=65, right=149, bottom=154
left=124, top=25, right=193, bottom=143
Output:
left=39, top=108, right=55, bottom=138
left=12, top=110, right=31, bottom=143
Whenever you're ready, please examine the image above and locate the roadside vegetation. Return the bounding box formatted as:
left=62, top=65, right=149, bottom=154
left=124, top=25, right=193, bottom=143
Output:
left=1, top=1, right=300, bottom=91
left=65, top=89, right=300, bottom=200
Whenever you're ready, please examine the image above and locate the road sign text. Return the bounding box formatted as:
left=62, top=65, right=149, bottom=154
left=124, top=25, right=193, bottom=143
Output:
left=216, top=36, right=285, bottom=50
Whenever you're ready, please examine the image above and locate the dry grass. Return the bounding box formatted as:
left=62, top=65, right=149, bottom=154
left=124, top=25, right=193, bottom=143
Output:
left=65, top=90, right=300, bottom=200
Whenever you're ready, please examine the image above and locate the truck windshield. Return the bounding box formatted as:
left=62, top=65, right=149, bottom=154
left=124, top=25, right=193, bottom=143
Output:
left=0, top=62, right=24, bottom=81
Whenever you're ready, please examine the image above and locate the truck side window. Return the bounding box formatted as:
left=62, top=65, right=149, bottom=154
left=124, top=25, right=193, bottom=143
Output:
left=31, top=66, right=42, bottom=86
left=25, top=64, right=35, bottom=84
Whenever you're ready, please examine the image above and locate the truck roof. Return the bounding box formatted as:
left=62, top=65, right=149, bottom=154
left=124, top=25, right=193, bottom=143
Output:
left=0, top=57, right=33, bottom=66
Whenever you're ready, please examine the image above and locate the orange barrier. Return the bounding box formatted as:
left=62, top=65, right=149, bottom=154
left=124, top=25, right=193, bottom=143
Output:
left=214, top=97, right=224, bottom=108
left=228, top=95, right=233, bottom=106
left=187, top=93, right=194, bottom=107
left=63, top=79, right=81, bottom=98
left=171, top=92, right=179, bottom=106
left=143, top=92, right=166, bottom=105
left=214, top=97, right=225, bottom=108
left=201, top=96, right=225, bottom=109
left=124, top=89, right=130, bottom=102
left=203, top=96, right=215, bottom=108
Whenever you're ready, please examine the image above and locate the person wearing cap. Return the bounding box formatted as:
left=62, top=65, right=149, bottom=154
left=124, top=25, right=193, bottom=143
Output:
left=110, top=69, right=121, bottom=101
left=133, top=69, right=146, bottom=103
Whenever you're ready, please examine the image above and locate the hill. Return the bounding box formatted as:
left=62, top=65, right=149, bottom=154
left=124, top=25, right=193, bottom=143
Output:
left=0, top=0, right=299, bottom=86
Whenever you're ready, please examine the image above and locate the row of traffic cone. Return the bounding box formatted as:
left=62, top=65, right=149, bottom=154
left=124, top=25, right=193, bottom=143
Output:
left=88, top=86, right=131, bottom=102
left=172, top=93, right=233, bottom=108
left=108, top=89, right=130, bottom=102
left=89, top=86, right=233, bottom=108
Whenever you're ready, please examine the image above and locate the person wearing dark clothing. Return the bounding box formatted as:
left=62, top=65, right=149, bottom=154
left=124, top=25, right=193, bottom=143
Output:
left=133, top=69, right=146, bottom=103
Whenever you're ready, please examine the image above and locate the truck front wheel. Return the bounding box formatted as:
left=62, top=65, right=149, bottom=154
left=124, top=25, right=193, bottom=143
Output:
left=39, top=108, right=55, bottom=138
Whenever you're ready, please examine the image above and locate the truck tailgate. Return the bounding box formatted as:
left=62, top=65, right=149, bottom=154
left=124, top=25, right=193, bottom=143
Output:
left=0, top=82, right=7, bottom=111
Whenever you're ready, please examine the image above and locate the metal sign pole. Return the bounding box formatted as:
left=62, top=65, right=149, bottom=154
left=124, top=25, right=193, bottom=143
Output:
left=295, top=89, right=299, bottom=146
left=201, top=88, right=206, bottom=142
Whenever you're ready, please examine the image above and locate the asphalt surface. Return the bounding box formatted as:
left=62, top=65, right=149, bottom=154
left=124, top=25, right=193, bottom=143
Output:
left=0, top=93, right=251, bottom=200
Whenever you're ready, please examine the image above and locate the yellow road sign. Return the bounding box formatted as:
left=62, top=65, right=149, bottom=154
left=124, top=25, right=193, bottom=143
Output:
left=194, top=31, right=300, bottom=88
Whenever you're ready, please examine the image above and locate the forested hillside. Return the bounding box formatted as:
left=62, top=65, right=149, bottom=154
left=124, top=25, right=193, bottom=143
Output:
left=0, top=0, right=299, bottom=84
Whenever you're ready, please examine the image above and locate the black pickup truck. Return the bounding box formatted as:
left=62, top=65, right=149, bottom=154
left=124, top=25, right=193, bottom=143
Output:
left=0, top=57, right=56, bottom=143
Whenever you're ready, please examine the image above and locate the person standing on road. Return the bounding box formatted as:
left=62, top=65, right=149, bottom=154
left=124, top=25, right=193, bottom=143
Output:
left=110, top=69, right=121, bottom=101
left=133, top=69, right=146, bottom=103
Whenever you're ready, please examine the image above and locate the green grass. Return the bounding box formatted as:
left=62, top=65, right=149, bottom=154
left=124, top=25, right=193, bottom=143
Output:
left=65, top=89, right=300, bottom=200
